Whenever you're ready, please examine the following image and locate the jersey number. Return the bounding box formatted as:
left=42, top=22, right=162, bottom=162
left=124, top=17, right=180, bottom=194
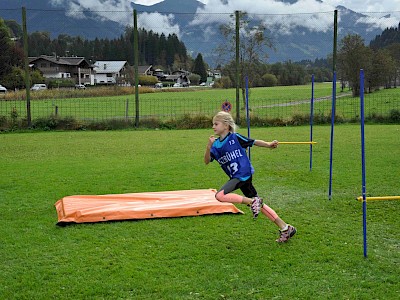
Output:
left=228, top=162, right=239, bottom=175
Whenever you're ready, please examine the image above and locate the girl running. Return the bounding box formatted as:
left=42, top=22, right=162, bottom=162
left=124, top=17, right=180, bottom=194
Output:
left=204, top=111, right=296, bottom=242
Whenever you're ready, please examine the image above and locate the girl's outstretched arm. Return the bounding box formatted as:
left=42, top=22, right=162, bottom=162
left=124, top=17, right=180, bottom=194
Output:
left=254, top=139, right=278, bottom=149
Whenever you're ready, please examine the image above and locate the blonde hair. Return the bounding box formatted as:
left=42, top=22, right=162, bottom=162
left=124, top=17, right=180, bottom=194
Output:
left=213, top=111, right=238, bottom=132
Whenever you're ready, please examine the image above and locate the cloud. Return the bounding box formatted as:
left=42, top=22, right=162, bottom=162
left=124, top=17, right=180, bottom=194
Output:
left=50, top=0, right=399, bottom=38
left=191, top=0, right=337, bottom=35
left=50, top=0, right=180, bottom=36
left=50, top=0, right=133, bottom=24
left=137, top=12, right=181, bottom=37
left=323, top=0, right=400, bottom=13
left=191, top=0, right=400, bottom=39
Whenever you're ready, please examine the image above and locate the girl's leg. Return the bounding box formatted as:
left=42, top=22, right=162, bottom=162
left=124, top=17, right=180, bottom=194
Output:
left=240, top=180, right=297, bottom=241
left=261, top=204, right=287, bottom=230
left=240, top=180, right=288, bottom=229
left=215, top=178, right=245, bottom=203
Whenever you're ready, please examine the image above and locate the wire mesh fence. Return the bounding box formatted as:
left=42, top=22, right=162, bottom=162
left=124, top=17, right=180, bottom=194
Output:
left=0, top=6, right=399, bottom=128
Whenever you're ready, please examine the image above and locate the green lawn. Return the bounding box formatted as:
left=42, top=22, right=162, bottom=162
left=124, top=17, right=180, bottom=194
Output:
left=1, top=124, right=399, bottom=299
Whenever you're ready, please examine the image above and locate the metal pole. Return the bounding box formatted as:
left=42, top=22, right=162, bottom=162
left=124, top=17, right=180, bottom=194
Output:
left=235, top=10, right=240, bottom=125
left=310, top=74, right=315, bottom=171
left=360, top=69, right=367, bottom=258
left=328, top=10, right=338, bottom=198
left=357, top=196, right=400, bottom=201
left=245, top=76, right=250, bottom=160
left=328, top=72, right=336, bottom=200
left=279, top=142, right=317, bottom=145
left=22, top=7, right=32, bottom=127
left=133, top=9, right=139, bottom=128
left=332, top=10, right=338, bottom=74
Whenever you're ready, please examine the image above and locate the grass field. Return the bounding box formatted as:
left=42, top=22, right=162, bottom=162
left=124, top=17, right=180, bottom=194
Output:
left=2, top=84, right=399, bottom=123
left=1, top=124, right=399, bottom=299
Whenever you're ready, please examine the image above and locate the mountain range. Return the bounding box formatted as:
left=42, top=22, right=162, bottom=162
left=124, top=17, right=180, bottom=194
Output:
left=0, top=0, right=394, bottom=64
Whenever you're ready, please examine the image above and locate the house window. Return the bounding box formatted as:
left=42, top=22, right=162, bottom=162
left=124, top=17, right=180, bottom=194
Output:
left=40, top=63, right=47, bottom=68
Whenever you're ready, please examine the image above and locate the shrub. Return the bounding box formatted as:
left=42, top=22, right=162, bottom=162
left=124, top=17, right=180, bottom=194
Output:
left=139, top=75, right=158, bottom=86
left=262, top=73, right=278, bottom=87
left=214, top=76, right=232, bottom=89
left=86, top=119, right=134, bottom=130
left=138, top=117, right=163, bottom=129
left=389, top=109, right=400, bottom=123
left=289, top=114, right=309, bottom=125
left=31, top=115, right=85, bottom=130
left=175, top=114, right=211, bottom=129
left=189, top=74, right=201, bottom=85
left=47, top=79, right=75, bottom=89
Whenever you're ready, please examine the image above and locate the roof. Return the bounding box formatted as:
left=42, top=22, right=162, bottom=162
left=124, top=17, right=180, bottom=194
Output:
left=138, top=65, right=152, bottom=74
left=93, top=61, right=128, bottom=74
left=54, top=189, right=243, bottom=225
left=29, top=55, right=90, bottom=67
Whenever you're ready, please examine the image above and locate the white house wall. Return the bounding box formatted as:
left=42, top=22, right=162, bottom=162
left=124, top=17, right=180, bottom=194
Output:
left=95, top=74, right=116, bottom=84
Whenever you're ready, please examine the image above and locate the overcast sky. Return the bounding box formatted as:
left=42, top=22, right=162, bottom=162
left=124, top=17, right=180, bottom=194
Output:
left=48, top=0, right=399, bottom=38
left=133, top=0, right=400, bottom=13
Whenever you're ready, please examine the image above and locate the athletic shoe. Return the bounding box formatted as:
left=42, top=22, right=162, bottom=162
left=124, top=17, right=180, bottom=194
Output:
left=250, top=196, right=263, bottom=219
left=276, top=225, right=297, bottom=243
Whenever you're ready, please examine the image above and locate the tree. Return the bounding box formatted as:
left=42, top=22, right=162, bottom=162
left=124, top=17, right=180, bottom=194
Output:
left=5, top=20, right=22, bottom=38
left=188, top=73, right=201, bottom=85
left=192, top=53, right=207, bottom=83
left=337, top=34, right=372, bottom=97
left=386, top=43, right=400, bottom=87
left=28, top=31, right=53, bottom=56
left=0, top=19, right=23, bottom=88
left=269, top=61, right=307, bottom=85
left=367, top=48, right=395, bottom=91
left=262, top=73, right=278, bottom=87
left=217, top=12, right=273, bottom=108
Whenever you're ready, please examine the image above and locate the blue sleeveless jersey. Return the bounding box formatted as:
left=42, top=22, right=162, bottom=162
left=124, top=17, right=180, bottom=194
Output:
left=210, top=133, right=255, bottom=181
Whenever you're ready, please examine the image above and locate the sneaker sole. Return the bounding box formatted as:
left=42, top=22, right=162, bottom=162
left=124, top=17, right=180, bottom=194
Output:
left=276, top=227, right=297, bottom=243
left=289, top=227, right=296, bottom=238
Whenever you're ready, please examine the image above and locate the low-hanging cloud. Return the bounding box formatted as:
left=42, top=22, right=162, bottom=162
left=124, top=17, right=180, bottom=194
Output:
left=192, top=0, right=399, bottom=40
left=51, top=0, right=181, bottom=36
left=50, top=0, right=134, bottom=24
left=191, top=0, right=336, bottom=30
left=137, top=12, right=181, bottom=37
left=50, top=0, right=399, bottom=38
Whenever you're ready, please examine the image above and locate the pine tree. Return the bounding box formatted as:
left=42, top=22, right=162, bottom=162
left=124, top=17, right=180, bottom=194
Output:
left=192, top=53, right=207, bottom=83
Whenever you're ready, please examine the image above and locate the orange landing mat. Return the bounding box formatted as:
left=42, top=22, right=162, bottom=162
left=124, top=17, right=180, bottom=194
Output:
left=55, top=189, right=243, bottom=225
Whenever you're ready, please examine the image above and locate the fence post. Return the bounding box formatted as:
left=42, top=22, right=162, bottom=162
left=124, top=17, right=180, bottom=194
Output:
left=328, top=10, right=338, bottom=199
left=125, top=99, right=129, bottom=121
left=133, top=9, right=139, bottom=128
left=235, top=10, right=240, bottom=124
left=332, top=9, right=338, bottom=112
left=22, top=7, right=32, bottom=127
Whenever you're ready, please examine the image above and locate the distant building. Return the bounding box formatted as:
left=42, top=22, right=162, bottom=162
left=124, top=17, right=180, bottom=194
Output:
left=166, top=69, right=191, bottom=86
left=29, top=55, right=94, bottom=85
left=93, top=61, right=130, bottom=85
